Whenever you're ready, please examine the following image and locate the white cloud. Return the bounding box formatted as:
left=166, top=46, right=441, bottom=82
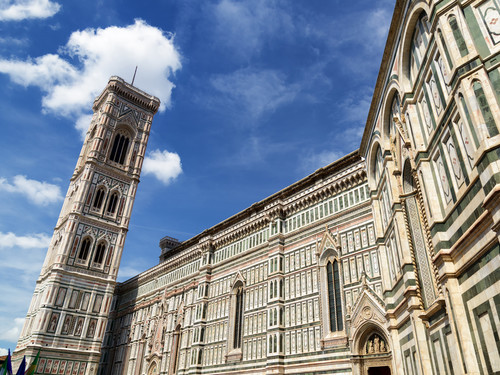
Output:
left=210, top=68, right=299, bottom=120
left=0, top=231, right=51, bottom=249
left=0, top=0, right=60, bottom=21
left=0, top=54, right=77, bottom=89
left=213, top=0, right=293, bottom=59
left=75, top=114, right=93, bottom=138
left=0, top=36, right=28, bottom=45
left=0, top=347, right=7, bottom=356
left=0, top=19, right=182, bottom=136
left=142, top=149, right=182, bottom=185
left=338, top=93, right=372, bottom=125
left=0, top=175, right=62, bottom=206
left=300, top=150, right=344, bottom=174
left=117, top=266, right=143, bottom=281
left=0, top=317, right=24, bottom=342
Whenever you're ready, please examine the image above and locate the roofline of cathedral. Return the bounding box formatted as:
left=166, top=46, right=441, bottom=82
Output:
left=360, top=0, right=403, bottom=155
left=93, top=76, right=161, bottom=114
left=116, top=149, right=364, bottom=289
left=163, top=149, right=362, bottom=249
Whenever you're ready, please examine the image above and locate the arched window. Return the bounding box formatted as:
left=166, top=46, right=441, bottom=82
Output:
left=374, top=146, right=384, bottom=181
left=458, top=94, right=480, bottom=149
left=169, top=325, right=182, bottom=374
left=106, top=192, right=119, bottom=215
left=473, top=80, right=499, bottom=137
left=92, top=188, right=105, bottom=210
left=390, top=94, right=401, bottom=137
left=233, top=285, right=244, bottom=349
left=78, top=238, right=91, bottom=261
left=326, top=260, right=343, bottom=332
left=93, top=242, right=106, bottom=264
left=437, top=29, right=453, bottom=70
left=448, top=15, right=469, bottom=57
left=109, top=133, right=130, bottom=164
left=409, top=13, right=430, bottom=83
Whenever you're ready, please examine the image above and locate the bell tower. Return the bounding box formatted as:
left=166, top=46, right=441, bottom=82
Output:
left=13, top=76, right=160, bottom=375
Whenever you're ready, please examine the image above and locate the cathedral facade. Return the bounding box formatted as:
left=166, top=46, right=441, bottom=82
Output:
left=14, top=0, right=500, bottom=374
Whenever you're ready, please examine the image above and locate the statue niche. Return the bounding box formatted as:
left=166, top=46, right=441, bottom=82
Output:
left=365, top=333, right=388, bottom=355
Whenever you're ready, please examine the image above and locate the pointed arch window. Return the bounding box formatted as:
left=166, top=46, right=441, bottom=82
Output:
left=409, top=13, right=430, bottom=83
left=374, top=146, right=384, bottom=181
left=326, top=260, right=343, bottom=332
left=92, top=188, right=105, bottom=210
left=233, top=286, right=244, bottom=349
left=473, top=80, right=499, bottom=137
left=93, top=242, right=106, bottom=264
left=106, top=192, right=119, bottom=215
left=437, top=29, right=453, bottom=70
left=390, top=94, right=401, bottom=138
left=109, top=133, right=130, bottom=164
left=78, top=238, right=92, bottom=261
left=449, top=15, right=469, bottom=57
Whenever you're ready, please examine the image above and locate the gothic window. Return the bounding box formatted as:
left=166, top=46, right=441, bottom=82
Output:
left=437, top=29, right=453, bottom=70
left=409, top=13, right=430, bottom=83
left=233, top=284, right=244, bottom=349
left=448, top=15, right=469, bottom=57
left=77, top=238, right=91, bottom=261
left=92, top=188, right=105, bottom=210
left=374, top=146, right=383, bottom=181
left=390, top=95, right=401, bottom=137
left=106, top=192, right=119, bottom=215
left=326, top=260, right=343, bottom=332
left=109, top=133, right=130, bottom=164
left=458, top=94, right=480, bottom=148
left=93, top=242, right=106, bottom=264
left=169, top=325, right=182, bottom=374
left=472, top=80, right=499, bottom=137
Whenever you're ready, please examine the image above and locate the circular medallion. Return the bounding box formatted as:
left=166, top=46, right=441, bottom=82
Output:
left=362, top=306, right=372, bottom=319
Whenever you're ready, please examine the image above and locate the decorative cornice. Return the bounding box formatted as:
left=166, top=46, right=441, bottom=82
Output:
left=93, top=76, right=160, bottom=114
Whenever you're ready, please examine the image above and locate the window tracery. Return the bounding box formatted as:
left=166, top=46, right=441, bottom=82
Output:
left=109, top=132, right=130, bottom=165
left=92, top=187, right=105, bottom=210
left=94, top=242, right=106, bottom=264
left=107, top=192, right=119, bottom=215
left=77, top=238, right=92, bottom=261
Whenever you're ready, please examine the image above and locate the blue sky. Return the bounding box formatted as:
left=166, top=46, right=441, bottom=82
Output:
left=0, top=0, right=394, bottom=353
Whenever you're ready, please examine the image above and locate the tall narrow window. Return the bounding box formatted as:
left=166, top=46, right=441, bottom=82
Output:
left=93, top=242, right=106, bottom=264
left=233, top=286, right=244, bottom=349
left=390, top=95, right=401, bottom=137
left=109, top=133, right=130, bottom=164
left=92, top=188, right=105, bottom=210
left=107, top=192, right=119, bottom=215
left=449, top=15, right=469, bottom=57
left=169, top=325, right=181, bottom=374
left=409, top=13, right=430, bottom=83
left=473, top=81, right=499, bottom=137
left=437, top=29, right=453, bottom=70
left=459, top=94, right=480, bottom=148
left=374, top=146, right=384, bottom=181
left=78, top=238, right=91, bottom=261
left=326, top=260, right=343, bottom=332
